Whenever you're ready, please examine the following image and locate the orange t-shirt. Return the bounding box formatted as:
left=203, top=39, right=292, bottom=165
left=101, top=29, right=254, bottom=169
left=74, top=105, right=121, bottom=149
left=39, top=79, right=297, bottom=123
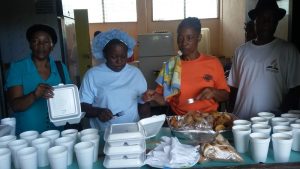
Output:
left=156, top=54, right=230, bottom=115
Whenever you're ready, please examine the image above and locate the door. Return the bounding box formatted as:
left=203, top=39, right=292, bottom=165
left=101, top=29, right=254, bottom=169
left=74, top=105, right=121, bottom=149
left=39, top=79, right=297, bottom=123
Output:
left=74, top=9, right=92, bottom=82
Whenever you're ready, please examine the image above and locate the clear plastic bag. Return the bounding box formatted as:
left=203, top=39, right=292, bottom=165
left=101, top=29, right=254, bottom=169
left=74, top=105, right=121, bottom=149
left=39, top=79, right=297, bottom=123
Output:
left=200, top=134, right=244, bottom=163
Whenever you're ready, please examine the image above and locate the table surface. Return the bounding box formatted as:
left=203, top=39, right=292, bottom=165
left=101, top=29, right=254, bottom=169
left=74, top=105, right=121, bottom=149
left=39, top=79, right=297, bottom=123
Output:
left=26, top=127, right=300, bottom=169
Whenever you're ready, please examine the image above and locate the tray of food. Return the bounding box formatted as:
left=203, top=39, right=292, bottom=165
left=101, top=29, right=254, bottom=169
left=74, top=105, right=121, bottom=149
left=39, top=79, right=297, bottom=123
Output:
left=166, top=111, right=236, bottom=144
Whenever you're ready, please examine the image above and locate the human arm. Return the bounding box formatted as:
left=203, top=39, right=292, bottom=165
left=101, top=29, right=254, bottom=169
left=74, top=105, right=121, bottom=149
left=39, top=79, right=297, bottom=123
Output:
left=195, top=58, right=230, bottom=103
left=281, top=86, right=300, bottom=112
left=138, top=102, right=151, bottom=119
left=81, top=102, right=113, bottom=122
left=7, top=83, right=54, bottom=112
left=228, top=86, right=238, bottom=113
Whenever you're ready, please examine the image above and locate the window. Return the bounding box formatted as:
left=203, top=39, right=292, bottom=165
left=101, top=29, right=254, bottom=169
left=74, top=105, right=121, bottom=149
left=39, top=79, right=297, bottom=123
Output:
left=70, top=0, right=137, bottom=23
left=153, top=0, right=218, bottom=21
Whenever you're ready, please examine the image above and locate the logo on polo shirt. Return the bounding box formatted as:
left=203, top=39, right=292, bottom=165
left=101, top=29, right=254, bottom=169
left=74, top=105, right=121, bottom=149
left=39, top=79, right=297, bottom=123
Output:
left=266, top=59, right=279, bottom=73
left=203, top=74, right=213, bottom=82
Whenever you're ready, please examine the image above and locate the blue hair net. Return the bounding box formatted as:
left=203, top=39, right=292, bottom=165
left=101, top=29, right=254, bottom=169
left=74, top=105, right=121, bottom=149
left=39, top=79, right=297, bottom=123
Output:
left=92, top=29, right=136, bottom=60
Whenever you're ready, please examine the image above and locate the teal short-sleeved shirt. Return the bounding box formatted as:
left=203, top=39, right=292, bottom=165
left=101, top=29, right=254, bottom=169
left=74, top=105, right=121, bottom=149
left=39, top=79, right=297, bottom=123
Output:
left=5, top=56, right=72, bottom=135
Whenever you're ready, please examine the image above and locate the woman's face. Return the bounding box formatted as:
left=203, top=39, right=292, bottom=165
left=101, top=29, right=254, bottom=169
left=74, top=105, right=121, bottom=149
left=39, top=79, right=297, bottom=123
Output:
left=30, top=31, right=53, bottom=60
left=177, top=27, right=199, bottom=56
left=105, top=43, right=128, bottom=72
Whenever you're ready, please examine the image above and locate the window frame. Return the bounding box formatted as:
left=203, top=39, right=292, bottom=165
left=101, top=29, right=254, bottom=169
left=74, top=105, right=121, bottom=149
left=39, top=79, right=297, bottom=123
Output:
left=71, top=0, right=138, bottom=23
left=151, top=0, right=219, bottom=22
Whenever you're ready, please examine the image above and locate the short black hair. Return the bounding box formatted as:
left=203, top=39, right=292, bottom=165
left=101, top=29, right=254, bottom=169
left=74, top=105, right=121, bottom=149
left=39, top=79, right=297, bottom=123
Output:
left=177, top=17, right=202, bottom=35
left=26, top=24, right=57, bottom=44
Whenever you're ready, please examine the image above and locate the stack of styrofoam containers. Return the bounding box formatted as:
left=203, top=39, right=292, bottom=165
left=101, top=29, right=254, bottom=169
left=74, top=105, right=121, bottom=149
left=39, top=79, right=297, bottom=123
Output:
left=47, top=84, right=85, bottom=126
left=103, top=114, right=166, bottom=168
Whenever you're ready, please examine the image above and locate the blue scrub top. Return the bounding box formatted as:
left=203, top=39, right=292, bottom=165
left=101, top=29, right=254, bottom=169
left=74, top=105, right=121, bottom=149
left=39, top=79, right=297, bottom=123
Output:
left=5, top=56, right=72, bottom=135
left=80, top=63, right=147, bottom=131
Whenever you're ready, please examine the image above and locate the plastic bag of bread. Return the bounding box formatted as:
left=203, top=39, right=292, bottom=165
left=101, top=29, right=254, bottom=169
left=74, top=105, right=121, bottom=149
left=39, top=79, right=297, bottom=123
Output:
left=168, top=111, right=235, bottom=132
left=199, top=134, right=243, bottom=163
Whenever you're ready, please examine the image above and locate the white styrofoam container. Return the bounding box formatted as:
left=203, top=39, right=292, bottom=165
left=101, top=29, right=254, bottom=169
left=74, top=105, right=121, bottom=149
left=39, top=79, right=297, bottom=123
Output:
left=47, top=84, right=84, bottom=126
left=104, top=140, right=146, bottom=158
left=103, top=153, right=145, bottom=169
left=106, top=152, right=142, bottom=160
left=104, top=114, right=166, bottom=146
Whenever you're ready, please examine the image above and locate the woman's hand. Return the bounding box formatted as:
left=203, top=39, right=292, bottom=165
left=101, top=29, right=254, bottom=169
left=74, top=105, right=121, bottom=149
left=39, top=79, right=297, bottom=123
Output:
left=81, top=103, right=113, bottom=122
left=33, top=83, right=54, bottom=99
left=142, top=89, right=166, bottom=105
left=142, top=89, right=156, bottom=102
left=195, top=87, right=216, bottom=100
left=7, top=83, right=54, bottom=112
left=97, top=108, right=113, bottom=122
left=195, top=87, right=229, bottom=102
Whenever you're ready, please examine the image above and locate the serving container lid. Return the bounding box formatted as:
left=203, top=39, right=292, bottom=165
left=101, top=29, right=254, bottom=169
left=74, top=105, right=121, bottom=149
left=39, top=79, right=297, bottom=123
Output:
left=138, top=114, right=166, bottom=139
left=103, top=153, right=145, bottom=168
left=47, top=84, right=83, bottom=126
left=104, top=114, right=166, bottom=143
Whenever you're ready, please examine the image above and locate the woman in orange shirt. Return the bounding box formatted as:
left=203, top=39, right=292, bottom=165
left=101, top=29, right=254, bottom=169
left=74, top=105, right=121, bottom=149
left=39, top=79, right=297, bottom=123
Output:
left=143, top=17, right=230, bottom=115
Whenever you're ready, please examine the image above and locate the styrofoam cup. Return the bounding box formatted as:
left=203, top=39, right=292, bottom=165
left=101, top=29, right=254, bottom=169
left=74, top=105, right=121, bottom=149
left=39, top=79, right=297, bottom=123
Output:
left=0, top=135, right=17, bottom=148
left=1, top=117, right=16, bottom=135
left=61, top=129, right=78, bottom=141
left=32, top=137, right=51, bottom=167
left=81, top=134, right=100, bottom=162
left=75, top=142, right=94, bottom=169
left=79, top=128, right=99, bottom=138
left=0, top=148, right=11, bottom=169
left=288, top=110, right=300, bottom=116
left=8, top=139, right=28, bottom=169
left=55, top=136, right=75, bottom=166
left=19, top=130, right=39, bottom=145
left=290, top=123, right=300, bottom=151
left=251, top=117, right=268, bottom=125
left=257, top=112, right=275, bottom=118
left=273, top=125, right=293, bottom=135
left=257, top=112, right=275, bottom=124
left=48, top=146, right=68, bottom=169
left=252, top=124, right=271, bottom=135
left=233, top=119, right=251, bottom=127
left=294, top=119, right=300, bottom=124
left=271, top=117, right=290, bottom=126
left=232, top=125, right=251, bottom=153
left=250, top=133, right=270, bottom=163
left=281, top=113, right=299, bottom=123
left=272, top=133, right=293, bottom=162
left=17, top=147, right=37, bottom=169
left=41, top=130, right=60, bottom=146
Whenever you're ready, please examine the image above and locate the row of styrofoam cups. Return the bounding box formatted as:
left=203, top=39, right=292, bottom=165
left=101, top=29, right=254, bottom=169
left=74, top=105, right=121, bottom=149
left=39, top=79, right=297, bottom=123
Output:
left=232, top=112, right=300, bottom=163
left=0, top=128, right=100, bottom=169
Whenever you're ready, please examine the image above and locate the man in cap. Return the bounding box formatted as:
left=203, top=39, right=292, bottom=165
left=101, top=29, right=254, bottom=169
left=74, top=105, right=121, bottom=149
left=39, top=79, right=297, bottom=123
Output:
left=228, top=0, right=300, bottom=119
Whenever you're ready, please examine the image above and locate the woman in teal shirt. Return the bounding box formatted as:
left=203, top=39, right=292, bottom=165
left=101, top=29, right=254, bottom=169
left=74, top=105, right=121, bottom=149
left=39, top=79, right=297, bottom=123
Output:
left=5, top=24, right=71, bottom=135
